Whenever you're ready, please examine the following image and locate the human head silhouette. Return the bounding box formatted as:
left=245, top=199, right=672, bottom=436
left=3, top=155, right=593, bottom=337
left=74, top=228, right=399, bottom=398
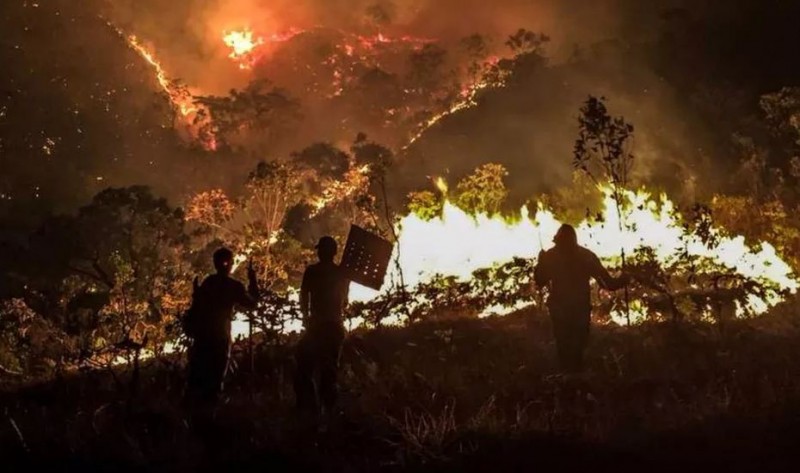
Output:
left=553, top=224, right=578, bottom=247
left=213, top=247, right=234, bottom=275
left=315, top=236, right=337, bottom=263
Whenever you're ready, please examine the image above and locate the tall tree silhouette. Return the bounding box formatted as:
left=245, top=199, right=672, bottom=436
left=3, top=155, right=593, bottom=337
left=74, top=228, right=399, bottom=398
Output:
left=573, top=96, right=635, bottom=324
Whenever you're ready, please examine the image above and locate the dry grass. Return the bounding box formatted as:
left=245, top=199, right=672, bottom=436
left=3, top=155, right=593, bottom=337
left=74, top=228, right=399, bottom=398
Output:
left=4, top=302, right=800, bottom=471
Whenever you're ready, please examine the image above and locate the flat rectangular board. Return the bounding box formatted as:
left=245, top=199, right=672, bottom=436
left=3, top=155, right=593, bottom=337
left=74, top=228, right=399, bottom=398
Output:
left=340, top=225, right=393, bottom=290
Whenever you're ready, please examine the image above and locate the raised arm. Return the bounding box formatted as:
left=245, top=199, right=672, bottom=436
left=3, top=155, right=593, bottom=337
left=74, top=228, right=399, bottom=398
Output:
left=234, top=261, right=259, bottom=310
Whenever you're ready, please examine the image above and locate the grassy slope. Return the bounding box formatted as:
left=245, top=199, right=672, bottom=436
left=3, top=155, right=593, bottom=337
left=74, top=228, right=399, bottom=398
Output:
left=4, top=305, right=800, bottom=471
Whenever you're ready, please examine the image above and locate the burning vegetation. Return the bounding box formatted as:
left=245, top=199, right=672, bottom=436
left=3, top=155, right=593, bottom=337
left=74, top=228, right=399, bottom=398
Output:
left=3, top=0, right=800, bottom=381
left=5, top=0, right=800, bottom=470
left=125, top=34, right=218, bottom=150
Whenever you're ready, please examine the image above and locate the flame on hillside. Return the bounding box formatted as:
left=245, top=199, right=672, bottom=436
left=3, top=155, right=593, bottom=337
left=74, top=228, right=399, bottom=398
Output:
left=223, top=29, right=263, bottom=68
left=222, top=27, right=305, bottom=70
left=405, top=56, right=504, bottom=149
left=350, top=183, right=798, bottom=325
left=310, top=164, right=371, bottom=215
left=228, top=181, right=799, bottom=339
left=125, top=22, right=504, bottom=152
left=126, top=36, right=217, bottom=150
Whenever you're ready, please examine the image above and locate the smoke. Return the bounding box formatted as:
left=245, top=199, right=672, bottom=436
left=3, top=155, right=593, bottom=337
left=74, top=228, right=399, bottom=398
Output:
left=103, top=0, right=619, bottom=92
left=101, top=0, right=718, bottom=202
left=4, top=0, right=798, bottom=224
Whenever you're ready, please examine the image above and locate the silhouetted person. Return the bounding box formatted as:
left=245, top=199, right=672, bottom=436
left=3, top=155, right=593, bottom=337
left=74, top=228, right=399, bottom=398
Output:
left=534, top=224, right=628, bottom=373
left=294, top=236, right=350, bottom=417
left=184, top=247, right=258, bottom=415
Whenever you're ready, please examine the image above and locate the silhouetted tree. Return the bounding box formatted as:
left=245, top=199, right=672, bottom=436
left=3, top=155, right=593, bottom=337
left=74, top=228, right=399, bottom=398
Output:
left=2, top=186, right=192, bottom=381
left=407, top=44, right=448, bottom=96
left=292, top=142, right=350, bottom=181
left=187, top=160, right=315, bottom=291
left=505, top=29, right=550, bottom=55
left=573, top=96, right=635, bottom=323
left=195, top=79, right=301, bottom=154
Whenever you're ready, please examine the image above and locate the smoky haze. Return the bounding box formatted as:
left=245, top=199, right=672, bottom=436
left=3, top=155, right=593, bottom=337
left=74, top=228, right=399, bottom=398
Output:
left=101, top=0, right=694, bottom=194
left=103, top=0, right=619, bottom=97
left=2, top=0, right=799, bottom=225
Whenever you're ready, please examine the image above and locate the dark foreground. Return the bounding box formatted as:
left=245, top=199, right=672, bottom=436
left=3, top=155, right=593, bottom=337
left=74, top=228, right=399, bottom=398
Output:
left=3, top=306, right=800, bottom=472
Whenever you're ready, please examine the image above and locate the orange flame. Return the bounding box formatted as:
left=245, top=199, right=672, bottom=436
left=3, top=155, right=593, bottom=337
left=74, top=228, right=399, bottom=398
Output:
left=223, top=29, right=263, bottom=70
left=128, top=36, right=197, bottom=117
left=222, top=27, right=305, bottom=70
left=127, top=36, right=217, bottom=150
left=349, top=183, right=798, bottom=325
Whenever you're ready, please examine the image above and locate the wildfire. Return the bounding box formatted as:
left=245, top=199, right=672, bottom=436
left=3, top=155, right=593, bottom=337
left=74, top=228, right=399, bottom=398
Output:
left=435, top=177, right=448, bottom=193
left=229, top=181, right=800, bottom=338
left=223, top=29, right=263, bottom=69
left=126, top=36, right=216, bottom=150
left=222, top=27, right=305, bottom=70
left=405, top=58, right=505, bottom=149
left=128, top=36, right=197, bottom=116
left=310, top=164, right=371, bottom=215
left=354, top=32, right=433, bottom=51
left=350, top=183, right=798, bottom=325
left=226, top=181, right=800, bottom=340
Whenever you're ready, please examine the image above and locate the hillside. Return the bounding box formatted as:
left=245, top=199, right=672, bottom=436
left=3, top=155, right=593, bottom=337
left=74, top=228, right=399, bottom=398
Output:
left=4, top=305, right=800, bottom=471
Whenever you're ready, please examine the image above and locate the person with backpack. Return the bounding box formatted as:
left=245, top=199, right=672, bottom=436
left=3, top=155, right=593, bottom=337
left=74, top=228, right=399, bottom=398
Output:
left=183, top=247, right=259, bottom=415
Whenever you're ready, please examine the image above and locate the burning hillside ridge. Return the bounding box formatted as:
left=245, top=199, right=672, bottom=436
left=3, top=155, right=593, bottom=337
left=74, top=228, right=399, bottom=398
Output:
left=118, top=19, right=513, bottom=153
left=124, top=34, right=217, bottom=151
left=95, top=0, right=722, bottom=206
left=103, top=0, right=578, bottom=166
left=108, top=8, right=705, bottom=211
left=8, top=0, right=800, bottom=214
